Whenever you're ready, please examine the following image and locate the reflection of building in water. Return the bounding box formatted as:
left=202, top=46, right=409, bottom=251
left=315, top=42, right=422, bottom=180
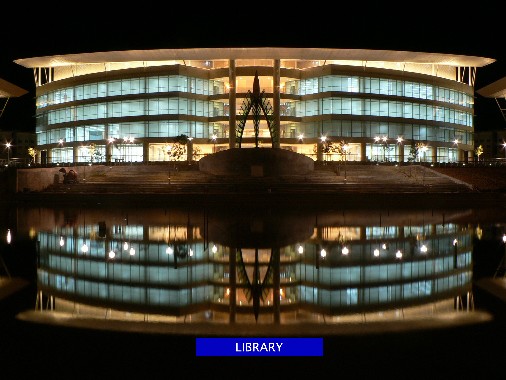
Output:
left=34, top=208, right=474, bottom=325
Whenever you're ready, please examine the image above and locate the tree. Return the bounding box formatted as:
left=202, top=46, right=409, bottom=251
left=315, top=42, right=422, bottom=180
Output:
left=87, top=143, right=103, bottom=163
left=313, top=139, right=348, bottom=160
left=163, top=134, right=201, bottom=162
left=408, top=143, right=425, bottom=163
left=27, top=147, right=38, bottom=164
left=475, top=145, right=483, bottom=161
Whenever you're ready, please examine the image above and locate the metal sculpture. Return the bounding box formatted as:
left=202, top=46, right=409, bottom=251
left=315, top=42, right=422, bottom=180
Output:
left=235, top=71, right=278, bottom=148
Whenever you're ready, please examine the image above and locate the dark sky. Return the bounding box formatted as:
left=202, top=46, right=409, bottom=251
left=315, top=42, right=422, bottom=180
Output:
left=1, top=5, right=505, bottom=132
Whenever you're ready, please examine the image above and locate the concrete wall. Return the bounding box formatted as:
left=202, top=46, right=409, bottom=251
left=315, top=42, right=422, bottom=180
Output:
left=16, top=166, right=102, bottom=192
left=16, top=168, right=59, bottom=192
left=199, top=148, right=314, bottom=176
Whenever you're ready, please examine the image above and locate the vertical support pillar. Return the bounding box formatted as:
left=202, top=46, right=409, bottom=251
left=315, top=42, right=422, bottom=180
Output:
left=272, top=247, right=280, bottom=324
left=142, top=141, right=149, bottom=164
left=458, top=149, right=464, bottom=163
left=398, top=144, right=404, bottom=163
left=317, top=141, right=323, bottom=162
left=273, top=59, right=281, bottom=149
left=106, top=142, right=113, bottom=164
left=73, top=146, right=79, bottom=163
left=229, top=247, right=236, bottom=323
left=187, top=139, right=193, bottom=163
left=229, top=60, right=236, bottom=149
left=360, top=142, right=366, bottom=162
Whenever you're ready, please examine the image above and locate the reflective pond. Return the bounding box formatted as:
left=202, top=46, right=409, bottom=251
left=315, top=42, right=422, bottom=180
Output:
left=2, top=203, right=506, bottom=334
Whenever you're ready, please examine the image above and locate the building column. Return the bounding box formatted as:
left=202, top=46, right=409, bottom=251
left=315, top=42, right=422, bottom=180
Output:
left=273, top=59, right=281, bottom=149
left=271, top=247, right=281, bottom=324
left=73, top=146, right=79, bottom=163
left=47, top=149, right=53, bottom=164
left=432, top=149, right=437, bottom=163
left=228, top=247, right=236, bottom=323
left=458, top=149, right=465, bottom=162
left=142, top=141, right=149, bottom=163
left=106, top=142, right=113, bottom=164
left=317, top=141, right=323, bottom=162
left=228, top=60, right=236, bottom=149
left=398, top=144, right=404, bottom=163
left=187, top=139, right=193, bottom=163
left=360, top=142, right=366, bottom=162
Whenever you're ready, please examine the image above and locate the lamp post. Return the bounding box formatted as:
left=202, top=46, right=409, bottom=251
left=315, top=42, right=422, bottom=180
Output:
left=381, top=136, right=388, bottom=162
left=6, top=142, right=11, bottom=166
left=420, top=145, right=428, bottom=163
left=343, top=142, right=348, bottom=181
left=397, top=137, right=403, bottom=163
left=373, top=136, right=380, bottom=162
left=124, top=137, right=134, bottom=162
left=320, top=135, right=327, bottom=162
left=108, top=137, right=115, bottom=164
left=495, top=234, right=506, bottom=278
left=166, top=144, right=172, bottom=184
left=503, top=142, right=506, bottom=160
left=211, top=134, right=217, bottom=153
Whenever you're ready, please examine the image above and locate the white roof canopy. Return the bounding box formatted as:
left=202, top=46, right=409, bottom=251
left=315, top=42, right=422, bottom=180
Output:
left=477, top=77, right=506, bottom=98
left=0, top=78, right=28, bottom=98
left=14, top=47, right=495, bottom=68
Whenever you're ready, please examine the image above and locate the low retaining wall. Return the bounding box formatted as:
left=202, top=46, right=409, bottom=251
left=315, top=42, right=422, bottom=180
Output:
left=199, top=148, right=314, bottom=176
left=16, top=166, right=103, bottom=192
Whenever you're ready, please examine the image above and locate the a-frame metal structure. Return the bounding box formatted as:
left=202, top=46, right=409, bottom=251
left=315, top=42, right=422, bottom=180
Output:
left=235, top=71, right=278, bottom=148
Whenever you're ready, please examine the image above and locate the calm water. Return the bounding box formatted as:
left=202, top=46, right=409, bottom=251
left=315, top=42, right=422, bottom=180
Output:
left=2, top=202, right=505, bottom=334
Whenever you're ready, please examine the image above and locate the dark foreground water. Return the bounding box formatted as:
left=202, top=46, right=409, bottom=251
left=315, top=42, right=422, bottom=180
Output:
left=1, top=201, right=506, bottom=377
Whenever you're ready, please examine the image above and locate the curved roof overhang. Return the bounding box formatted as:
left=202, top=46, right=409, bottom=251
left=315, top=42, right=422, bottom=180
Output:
left=477, top=77, right=506, bottom=98
left=0, top=78, right=28, bottom=98
left=14, top=47, right=495, bottom=69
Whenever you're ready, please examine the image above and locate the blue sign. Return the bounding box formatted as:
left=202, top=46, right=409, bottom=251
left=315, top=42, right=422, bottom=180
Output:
left=196, top=337, right=323, bottom=357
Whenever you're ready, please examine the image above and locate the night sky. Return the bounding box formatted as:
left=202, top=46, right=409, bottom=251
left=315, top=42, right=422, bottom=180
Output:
left=1, top=5, right=505, bottom=132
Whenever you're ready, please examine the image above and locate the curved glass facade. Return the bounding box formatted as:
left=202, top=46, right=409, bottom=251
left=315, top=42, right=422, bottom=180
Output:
left=28, top=50, right=477, bottom=165
left=30, top=206, right=474, bottom=325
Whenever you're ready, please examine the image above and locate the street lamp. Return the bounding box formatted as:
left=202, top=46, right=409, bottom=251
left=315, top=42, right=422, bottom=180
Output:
left=108, top=137, right=115, bottom=164
left=381, top=136, right=388, bottom=161
left=5, top=142, right=11, bottom=166
left=124, top=137, right=134, bottom=162
left=320, top=135, right=327, bottom=162
left=397, top=137, right=403, bottom=163
left=166, top=144, right=172, bottom=184
left=420, top=145, right=428, bottom=163
left=211, top=134, right=217, bottom=153
left=342, top=142, right=349, bottom=181
left=452, top=139, right=459, bottom=163
left=373, top=136, right=380, bottom=162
